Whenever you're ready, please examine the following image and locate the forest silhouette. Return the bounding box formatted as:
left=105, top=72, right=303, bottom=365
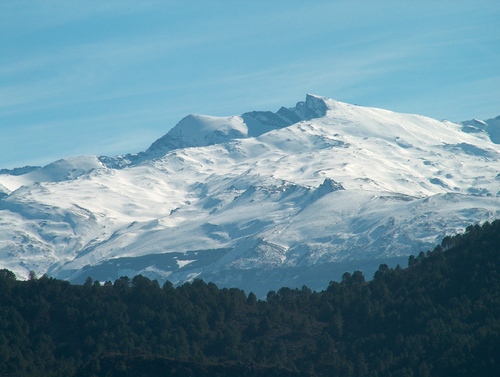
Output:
left=1, top=221, right=499, bottom=376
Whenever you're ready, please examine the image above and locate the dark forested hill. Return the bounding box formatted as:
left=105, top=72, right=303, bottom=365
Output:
left=1, top=221, right=499, bottom=376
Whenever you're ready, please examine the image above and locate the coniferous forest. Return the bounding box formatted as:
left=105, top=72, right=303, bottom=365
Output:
left=1, top=221, right=499, bottom=376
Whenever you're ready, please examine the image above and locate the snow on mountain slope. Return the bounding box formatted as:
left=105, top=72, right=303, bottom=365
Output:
left=1, top=95, right=500, bottom=295
left=27, top=156, right=105, bottom=183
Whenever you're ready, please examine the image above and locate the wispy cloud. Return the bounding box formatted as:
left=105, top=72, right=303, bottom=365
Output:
left=1, top=1, right=499, bottom=169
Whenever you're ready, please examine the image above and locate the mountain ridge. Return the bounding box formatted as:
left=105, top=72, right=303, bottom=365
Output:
left=98, top=93, right=330, bottom=169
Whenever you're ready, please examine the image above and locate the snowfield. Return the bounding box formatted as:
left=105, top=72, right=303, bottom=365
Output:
left=1, top=95, right=499, bottom=295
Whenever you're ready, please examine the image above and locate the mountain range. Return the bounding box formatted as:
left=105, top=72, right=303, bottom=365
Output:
left=1, top=94, right=499, bottom=296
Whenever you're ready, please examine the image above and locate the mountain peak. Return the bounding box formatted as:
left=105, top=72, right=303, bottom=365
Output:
left=99, top=94, right=333, bottom=169
left=293, top=93, right=330, bottom=120
left=146, top=114, right=248, bottom=155
left=140, top=94, right=333, bottom=161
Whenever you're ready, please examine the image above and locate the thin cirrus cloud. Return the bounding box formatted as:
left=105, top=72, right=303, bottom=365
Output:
left=0, top=33, right=215, bottom=118
left=1, top=1, right=499, bottom=169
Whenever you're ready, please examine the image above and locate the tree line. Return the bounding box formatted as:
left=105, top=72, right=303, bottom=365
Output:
left=1, top=221, right=499, bottom=376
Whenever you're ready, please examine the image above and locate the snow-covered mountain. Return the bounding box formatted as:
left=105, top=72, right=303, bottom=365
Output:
left=1, top=95, right=499, bottom=296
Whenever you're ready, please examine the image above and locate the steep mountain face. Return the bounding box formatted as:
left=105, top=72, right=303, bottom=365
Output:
left=1, top=95, right=499, bottom=296
left=461, top=115, right=500, bottom=143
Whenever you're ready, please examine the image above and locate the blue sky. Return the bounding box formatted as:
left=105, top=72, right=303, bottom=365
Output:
left=1, top=1, right=499, bottom=169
